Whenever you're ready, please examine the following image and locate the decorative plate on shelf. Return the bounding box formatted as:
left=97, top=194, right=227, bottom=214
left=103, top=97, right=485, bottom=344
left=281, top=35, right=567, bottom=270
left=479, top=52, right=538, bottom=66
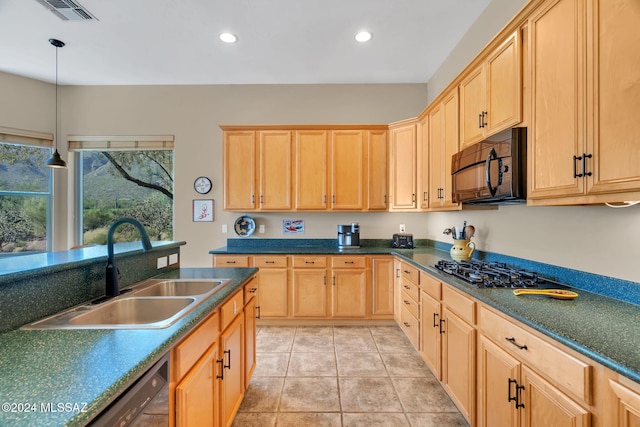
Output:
left=234, top=215, right=256, bottom=237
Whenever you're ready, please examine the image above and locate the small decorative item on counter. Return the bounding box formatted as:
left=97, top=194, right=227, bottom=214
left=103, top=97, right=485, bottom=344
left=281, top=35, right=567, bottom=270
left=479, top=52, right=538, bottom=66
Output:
left=443, top=220, right=476, bottom=262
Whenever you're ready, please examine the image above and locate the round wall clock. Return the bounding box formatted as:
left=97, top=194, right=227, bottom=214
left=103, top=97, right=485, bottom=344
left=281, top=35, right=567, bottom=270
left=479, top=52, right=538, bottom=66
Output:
left=194, top=176, right=212, bottom=194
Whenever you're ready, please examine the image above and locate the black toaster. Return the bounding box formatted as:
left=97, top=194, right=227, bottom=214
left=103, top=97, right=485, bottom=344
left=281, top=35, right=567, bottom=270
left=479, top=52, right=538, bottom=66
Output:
left=392, top=233, right=414, bottom=249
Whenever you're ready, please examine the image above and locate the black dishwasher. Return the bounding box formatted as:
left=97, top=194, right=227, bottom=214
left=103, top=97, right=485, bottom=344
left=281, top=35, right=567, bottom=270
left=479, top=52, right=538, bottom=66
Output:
left=90, top=353, right=169, bottom=426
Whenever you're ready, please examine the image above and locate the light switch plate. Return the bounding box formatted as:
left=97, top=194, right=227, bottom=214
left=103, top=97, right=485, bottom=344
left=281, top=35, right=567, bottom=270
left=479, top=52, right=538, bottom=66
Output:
left=259, top=224, right=265, bottom=233
left=399, top=224, right=406, bottom=233
left=157, top=256, right=168, bottom=269
left=222, top=224, right=228, bottom=233
left=169, top=253, right=179, bottom=265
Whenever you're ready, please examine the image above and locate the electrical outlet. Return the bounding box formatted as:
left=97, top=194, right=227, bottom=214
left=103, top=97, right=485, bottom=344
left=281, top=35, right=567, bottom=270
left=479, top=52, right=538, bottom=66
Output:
left=169, top=253, right=179, bottom=265
left=399, top=224, right=406, bottom=233
left=157, top=256, right=168, bottom=269
left=259, top=224, right=265, bottom=234
left=222, top=224, right=228, bottom=233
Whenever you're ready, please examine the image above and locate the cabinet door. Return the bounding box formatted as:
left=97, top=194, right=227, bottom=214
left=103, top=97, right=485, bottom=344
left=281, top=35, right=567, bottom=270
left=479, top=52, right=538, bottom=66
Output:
left=223, top=131, right=256, bottom=210
left=175, top=344, right=219, bottom=427
left=393, top=258, right=402, bottom=324
left=220, top=315, right=244, bottom=427
left=442, top=307, right=476, bottom=425
left=418, top=116, right=430, bottom=209
left=428, top=105, right=444, bottom=208
left=486, top=31, right=522, bottom=136
left=291, top=269, right=328, bottom=317
left=367, top=130, right=388, bottom=210
left=331, top=269, right=367, bottom=318
left=520, top=366, right=589, bottom=427
left=244, top=295, right=257, bottom=389
left=257, top=269, right=289, bottom=318
left=419, top=291, right=442, bottom=381
left=442, top=89, right=460, bottom=209
left=331, top=130, right=365, bottom=210
left=588, top=0, right=640, bottom=195
left=528, top=0, right=586, bottom=199
left=258, top=131, right=292, bottom=210
left=608, top=379, right=640, bottom=427
left=371, top=256, right=394, bottom=317
left=295, top=130, right=328, bottom=210
left=477, top=336, right=520, bottom=427
left=389, top=123, right=417, bottom=210
left=459, top=65, right=486, bottom=148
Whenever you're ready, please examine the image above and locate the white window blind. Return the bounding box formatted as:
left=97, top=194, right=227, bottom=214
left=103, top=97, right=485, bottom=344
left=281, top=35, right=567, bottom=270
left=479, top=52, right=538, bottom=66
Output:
left=68, top=135, right=174, bottom=151
left=0, top=126, right=53, bottom=147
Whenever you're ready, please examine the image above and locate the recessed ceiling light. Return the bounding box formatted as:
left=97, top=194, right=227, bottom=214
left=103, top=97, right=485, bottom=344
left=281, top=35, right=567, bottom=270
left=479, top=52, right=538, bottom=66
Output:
left=355, top=31, right=372, bottom=42
left=219, top=33, right=237, bottom=43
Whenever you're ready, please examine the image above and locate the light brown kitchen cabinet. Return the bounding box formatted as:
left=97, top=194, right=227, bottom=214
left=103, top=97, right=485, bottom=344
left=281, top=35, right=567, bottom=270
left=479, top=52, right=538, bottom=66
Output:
left=294, top=130, right=329, bottom=210
left=330, top=130, right=365, bottom=210
left=389, top=119, right=418, bottom=210
left=220, top=313, right=244, bottom=427
left=175, top=343, right=220, bottom=427
left=419, top=272, right=442, bottom=380
left=243, top=279, right=258, bottom=389
left=370, top=256, right=394, bottom=318
left=398, top=261, right=420, bottom=348
left=258, top=130, right=293, bottom=210
left=212, top=255, right=251, bottom=268
left=608, top=378, right=640, bottom=427
left=331, top=256, right=367, bottom=318
left=478, top=305, right=592, bottom=427
left=223, top=131, right=256, bottom=210
left=367, top=130, right=389, bottom=210
left=253, top=255, right=289, bottom=318
left=528, top=0, right=640, bottom=205
left=291, top=256, right=328, bottom=317
left=428, top=88, right=461, bottom=211
left=459, top=31, right=522, bottom=148
left=393, top=258, right=402, bottom=324
left=418, top=116, right=430, bottom=209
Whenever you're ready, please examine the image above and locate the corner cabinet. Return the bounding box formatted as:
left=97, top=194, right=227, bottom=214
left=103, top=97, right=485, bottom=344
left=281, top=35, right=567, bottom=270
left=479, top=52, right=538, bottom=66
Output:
left=389, top=119, right=418, bottom=211
left=459, top=30, right=522, bottom=149
left=528, top=0, right=640, bottom=205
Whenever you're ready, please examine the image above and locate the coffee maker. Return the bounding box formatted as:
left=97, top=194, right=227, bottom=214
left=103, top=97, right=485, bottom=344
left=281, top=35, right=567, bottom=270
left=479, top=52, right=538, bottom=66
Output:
left=337, top=223, right=360, bottom=249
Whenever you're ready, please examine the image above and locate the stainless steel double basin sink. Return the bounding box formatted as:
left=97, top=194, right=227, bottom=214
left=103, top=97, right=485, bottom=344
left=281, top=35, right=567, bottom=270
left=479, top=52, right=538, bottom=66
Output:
left=21, top=278, right=232, bottom=330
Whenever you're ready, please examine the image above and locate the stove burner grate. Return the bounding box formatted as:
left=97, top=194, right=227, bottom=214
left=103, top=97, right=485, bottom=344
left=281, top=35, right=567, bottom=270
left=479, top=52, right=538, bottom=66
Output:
left=434, top=260, right=559, bottom=289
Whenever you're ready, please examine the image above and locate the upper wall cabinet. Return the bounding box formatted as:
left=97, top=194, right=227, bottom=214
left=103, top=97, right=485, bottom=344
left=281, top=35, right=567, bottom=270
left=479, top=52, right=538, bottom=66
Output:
left=223, top=130, right=292, bottom=211
left=389, top=119, right=418, bottom=211
left=222, top=126, right=387, bottom=212
left=527, top=0, right=640, bottom=205
left=459, top=31, right=522, bottom=149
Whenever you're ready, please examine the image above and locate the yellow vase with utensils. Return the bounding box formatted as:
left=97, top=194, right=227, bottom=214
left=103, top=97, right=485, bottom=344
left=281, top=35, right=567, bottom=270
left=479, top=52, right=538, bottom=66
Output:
left=450, top=239, right=475, bottom=261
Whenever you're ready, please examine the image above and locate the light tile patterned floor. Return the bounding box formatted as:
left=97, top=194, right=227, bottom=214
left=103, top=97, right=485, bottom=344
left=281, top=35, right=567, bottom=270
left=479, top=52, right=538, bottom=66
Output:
left=232, top=325, right=469, bottom=427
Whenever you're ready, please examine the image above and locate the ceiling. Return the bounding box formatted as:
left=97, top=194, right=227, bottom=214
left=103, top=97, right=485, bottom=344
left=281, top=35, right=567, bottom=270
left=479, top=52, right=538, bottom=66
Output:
left=0, top=0, right=491, bottom=86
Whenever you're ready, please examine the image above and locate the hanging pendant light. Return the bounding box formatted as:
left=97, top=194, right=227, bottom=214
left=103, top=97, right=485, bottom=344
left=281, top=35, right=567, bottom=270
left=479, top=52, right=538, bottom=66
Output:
left=45, top=38, right=67, bottom=169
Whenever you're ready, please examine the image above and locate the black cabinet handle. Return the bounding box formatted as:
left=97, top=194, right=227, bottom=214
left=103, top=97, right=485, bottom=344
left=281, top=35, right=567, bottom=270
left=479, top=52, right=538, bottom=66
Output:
left=505, top=337, right=528, bottom=350
left=582, top=153, right=593, bottom=177
left=216, top=358, right=225, bottom=380
left=403, top=322, right=411, bottom=327
left=433, top=313, right=439, bottom=328
left=403, top=300, right=411, bottom=305
left=305, top=261, right=315, bottom=264
left=265, top=261, right=275, bottom=264
left=573, top=155, right=583, bottom=178
left=256, top=305, right=261, bottom=319
left=423, top=191, right=428, bottom=202
left=223, top=349, right=231, bottom=370
left=478, top=112, right=483, bottom=129
left=508, top=378, right=524, bottom=408
left=439, top=318, right=445, bottom=334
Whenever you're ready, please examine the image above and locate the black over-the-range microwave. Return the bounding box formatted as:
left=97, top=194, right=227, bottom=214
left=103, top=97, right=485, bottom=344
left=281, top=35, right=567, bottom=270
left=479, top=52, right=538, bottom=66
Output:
left=451, top=127, right=527, bottom=205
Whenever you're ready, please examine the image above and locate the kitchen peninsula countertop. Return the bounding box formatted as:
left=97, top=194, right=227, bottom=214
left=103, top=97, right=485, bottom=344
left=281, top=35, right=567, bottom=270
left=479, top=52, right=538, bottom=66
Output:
left=0, top=267, right=257, bottom=427
left=211, top=239, right=640, bottom=385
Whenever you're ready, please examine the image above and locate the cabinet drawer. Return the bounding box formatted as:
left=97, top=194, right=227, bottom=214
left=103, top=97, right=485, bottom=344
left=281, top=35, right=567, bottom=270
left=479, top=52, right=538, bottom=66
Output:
left=173, top=311, right=220, bottom=381
left=400, top=262, right=420, bottom=285
left=442, top=284, right=475, bottom=324
left=244, top=278, right=259, bottom=302
left=254, top=255, right=288, bottom=268
left=214, top=255, right=250, bottom=268
left=400, top=289, right=419, bottom=318
left=420, top=271, right=441, bottom=300
left=480, top=306, right=591, bottom=403
left=221, top=290, right=244, bottom=331
left=400, top=279, right=420, bottom=303
left=331, top=256, right=366, bottom=269
left=400, top=305, right=419, bottom=348
left=292, top=255, right=327, bottom=268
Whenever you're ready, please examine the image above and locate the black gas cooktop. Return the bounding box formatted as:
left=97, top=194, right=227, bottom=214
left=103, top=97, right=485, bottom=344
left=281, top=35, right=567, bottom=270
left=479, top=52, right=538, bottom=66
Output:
left=434, top=260, right=569, bottom=289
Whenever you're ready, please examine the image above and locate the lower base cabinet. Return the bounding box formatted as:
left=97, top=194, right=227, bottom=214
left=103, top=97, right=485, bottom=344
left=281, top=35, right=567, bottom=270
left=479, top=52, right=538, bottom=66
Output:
left=220, top=314, right=245, bottom=427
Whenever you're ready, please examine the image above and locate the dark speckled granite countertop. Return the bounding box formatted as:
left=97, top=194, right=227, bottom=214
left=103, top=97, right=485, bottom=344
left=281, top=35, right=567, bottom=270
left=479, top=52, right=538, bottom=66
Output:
left=0, top=267, right=257, bottom=427
left=211, top=240, right=640, bottom=385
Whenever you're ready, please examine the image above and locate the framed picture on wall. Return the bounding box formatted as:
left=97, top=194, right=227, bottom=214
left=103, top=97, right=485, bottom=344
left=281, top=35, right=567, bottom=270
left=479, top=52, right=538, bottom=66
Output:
left=193, top=199, right=214, bottom=222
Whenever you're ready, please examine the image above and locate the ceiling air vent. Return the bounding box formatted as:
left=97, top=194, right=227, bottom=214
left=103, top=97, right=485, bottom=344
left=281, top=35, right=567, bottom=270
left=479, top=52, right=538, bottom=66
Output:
left=35, top=0, right=97, bottom=21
